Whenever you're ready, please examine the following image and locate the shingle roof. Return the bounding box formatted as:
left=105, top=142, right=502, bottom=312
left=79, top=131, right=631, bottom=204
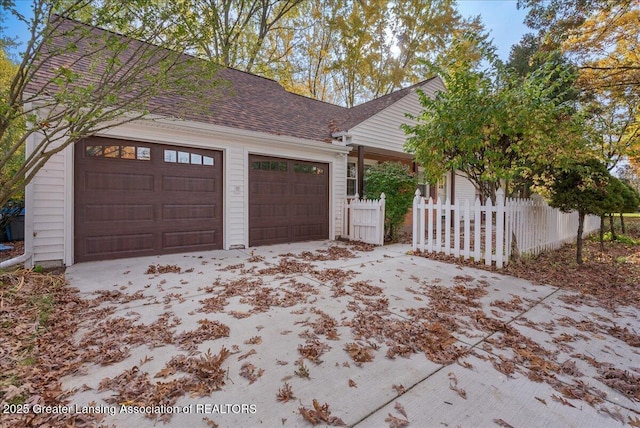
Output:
left=28, top=15, right=434, bottom=144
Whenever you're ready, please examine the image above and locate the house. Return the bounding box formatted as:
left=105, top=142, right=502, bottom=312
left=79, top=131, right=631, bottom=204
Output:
left=23, top=16, right=476, bottom=266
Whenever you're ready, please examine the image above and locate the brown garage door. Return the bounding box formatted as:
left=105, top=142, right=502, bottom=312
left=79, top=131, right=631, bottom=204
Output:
left=249, top=155, right=329, bottom=246
left=75, top=137, right=223, bottom=262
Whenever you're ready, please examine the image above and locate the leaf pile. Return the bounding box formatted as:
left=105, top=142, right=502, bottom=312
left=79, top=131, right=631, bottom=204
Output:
left=145, top=264, right=182, bottom=274
left=0, top=269, right=99, bottom=427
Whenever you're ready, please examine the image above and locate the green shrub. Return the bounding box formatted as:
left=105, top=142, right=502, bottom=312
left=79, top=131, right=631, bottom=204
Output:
left=364, top=162, right=418, bottom=241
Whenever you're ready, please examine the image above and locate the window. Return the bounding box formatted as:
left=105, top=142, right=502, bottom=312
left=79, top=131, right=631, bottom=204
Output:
left=294, top=163, right=324, bottom=174
left=164, top=149, right=214, bottom=166
left=347, top=162, right=357, bottom=196
left=251, top=161, right=287, bottom=171
left=86, top=145, right=150, bottom=161
left=416, top=169, right=428, bottom=197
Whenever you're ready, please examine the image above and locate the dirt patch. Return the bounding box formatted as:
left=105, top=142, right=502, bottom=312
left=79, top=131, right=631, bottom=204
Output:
left=0, top=240, right=24, bottom=262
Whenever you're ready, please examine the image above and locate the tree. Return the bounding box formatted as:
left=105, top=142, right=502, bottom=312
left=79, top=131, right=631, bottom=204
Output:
left=363, top=162, right=417, bottom=241
left=403, top=37, right=585, bottom=203
left=520, top=0, right=640, bottom=95
left=0, top=48, right=24, bottom=203
left=506, top=33, right=579, bottom=104
left=547, top=159, right=610, bottom=264
left=520, top=1, right=640, bottom=178
left=598, top=176, right=625, bottom=246
left=583, top=89, right=640, bottom=171
left=619, top=182, right=640, bottom=234
left=618, top=163, right=640, bottom=194
left=0, top=0, right=225, bottom=208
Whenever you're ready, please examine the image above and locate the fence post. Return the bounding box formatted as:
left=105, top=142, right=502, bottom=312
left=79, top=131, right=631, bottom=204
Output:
left=474, top=197, right=481, bottom=262
left=485, top=197, right=493, bottom=266
left=349, top=193, right=358, bottom=242
left=413, top=189, right=420, bottom=251
left=378, top=193, right=386, bottom=246
left=496, top=189, right=505, bottom=268
left=463, top=199, right=471, bottom=259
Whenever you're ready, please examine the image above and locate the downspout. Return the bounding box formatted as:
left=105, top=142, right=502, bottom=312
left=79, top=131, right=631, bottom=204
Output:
left=0, top=251, right=32, bottom=270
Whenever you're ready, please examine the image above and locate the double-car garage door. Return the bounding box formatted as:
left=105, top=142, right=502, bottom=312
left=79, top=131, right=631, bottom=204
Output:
left=74, top=139, right=329, bottom=262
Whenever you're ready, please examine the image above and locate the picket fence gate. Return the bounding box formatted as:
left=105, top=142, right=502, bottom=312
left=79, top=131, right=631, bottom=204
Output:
left=412, top=189, right=600, bottom=268
left=343, top=193, right=386, bottom=246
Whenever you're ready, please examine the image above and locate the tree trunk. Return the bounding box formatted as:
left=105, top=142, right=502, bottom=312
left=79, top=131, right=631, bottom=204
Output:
left=576, top=211, right=585, bottom=265
left=511, top=231, right=521, bottom=264
left=609, top=214, right=617, bottom=241
left=620, top=212, right=626, bottom=234
left=599, top=216, right=605, bottom=252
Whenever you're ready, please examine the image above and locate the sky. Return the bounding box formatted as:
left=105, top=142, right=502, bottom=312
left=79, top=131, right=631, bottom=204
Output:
left=2, top=0, right=531, bottom=62
left=456, top=0, right=531, bottom=60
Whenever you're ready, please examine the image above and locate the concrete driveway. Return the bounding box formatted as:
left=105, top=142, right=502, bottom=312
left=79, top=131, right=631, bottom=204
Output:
left=63, top=241, right=639, bottom=427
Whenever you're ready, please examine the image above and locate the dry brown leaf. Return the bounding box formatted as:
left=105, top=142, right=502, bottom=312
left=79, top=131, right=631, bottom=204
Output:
left=348, top=379, right=357, bottom=388
left=276, top=382, right=295, bottom=402
left=238, top=349, right=257, bottom=361
left=551, top=394, right=576, bottom=408
left=154, top=366, right=176, bottom=378
left=392, top=384, right=406, bottom=395
left=298, top=399, right=346, bottom=426
left=244, top=335, right=262, bottom=345
left=239, top=362, right=264, bottom=384
left=385, top=413, right=409, bottom=428
left=344, top=342, right=374, bottom=364
left=394, top=401, right=407, bottom=419
left=493, top=418, right=515, bottom=428
left=203, top=417, right=219, bottom=427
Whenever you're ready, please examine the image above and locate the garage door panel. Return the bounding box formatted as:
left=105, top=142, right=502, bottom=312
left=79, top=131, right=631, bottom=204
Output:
left=75, top=137, right=223, bottom=262
left=291, top=203, right=326, bottom=216
left=84, top=233, right=155, bottom=257
left=84, top=172, right=155, bottom=191
left=293, top=183, right=326, bottom=195
left=162, top=176, right=217, bottom=193
left=249, top=226, right=289, bottom=246
left=162, top=204, right=217, bottom=221
left=84, top=204, right=155, bottom=222
left=249, top=155, right=328, bottom=246
left=250, top=204, right=288, bottom=219
left=251, top=181, right=288, bottom=196
left=292, top=224, right=325, bottom=240
left=162, top=230, right=217, bottom=250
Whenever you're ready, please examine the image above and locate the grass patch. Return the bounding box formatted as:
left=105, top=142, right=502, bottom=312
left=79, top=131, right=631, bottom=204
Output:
left=590, top=231, right=640, bottom=245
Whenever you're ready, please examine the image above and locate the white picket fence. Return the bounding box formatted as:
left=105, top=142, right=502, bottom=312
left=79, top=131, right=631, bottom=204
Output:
left=343, top=193, right=386, bottom=246
left=506, top=195, right=600, bottom=258
left=412, top=189, right=600, bottom=268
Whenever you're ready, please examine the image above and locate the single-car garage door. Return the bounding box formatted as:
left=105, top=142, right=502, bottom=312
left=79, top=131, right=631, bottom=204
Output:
left=249, top=155, right=329, bottom=246
left=75, top=137, right=223, bottom=262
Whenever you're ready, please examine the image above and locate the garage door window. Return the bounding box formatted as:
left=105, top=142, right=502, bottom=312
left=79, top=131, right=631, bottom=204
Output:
left=85, top=145, right=150, bottom=161
left=164, top=149, right=214, bottom=166
left=251, top=160, right=287, bottom=171
left=294, top=163, right=324, bottom=174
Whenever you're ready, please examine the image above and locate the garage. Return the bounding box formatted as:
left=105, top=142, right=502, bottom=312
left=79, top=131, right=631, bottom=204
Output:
left=249, top=155, right=329, bottom=246
left=74, top=137, right=223, bottom=262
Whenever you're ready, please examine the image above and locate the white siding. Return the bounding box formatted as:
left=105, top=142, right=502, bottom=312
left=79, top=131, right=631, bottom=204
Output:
left=225, top=147, right=245, bottom=249
left=334, top=153, right=348, bottom=238
left=349, top=77, right=446, bottom=153
left=27, top=132, right=68, bottom=265
left=455, top=172, right=477, bottom=204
